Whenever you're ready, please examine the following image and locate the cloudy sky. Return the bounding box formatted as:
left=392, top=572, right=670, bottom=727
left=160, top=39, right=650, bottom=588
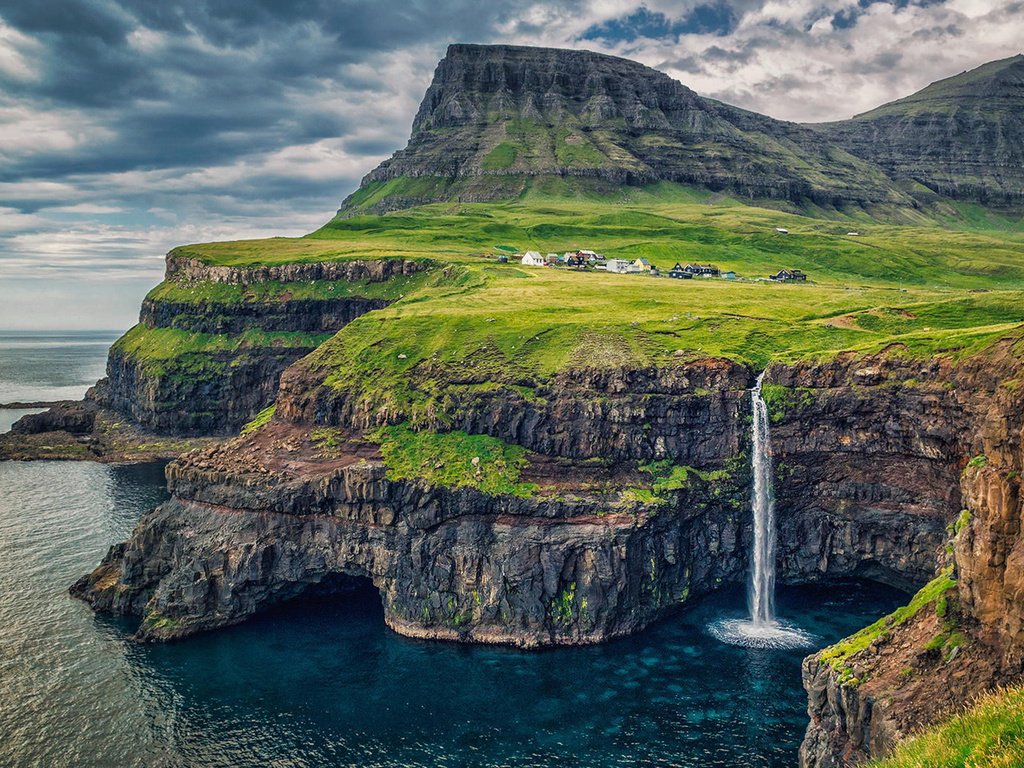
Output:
left=0, top=0, right=1020, bottom=329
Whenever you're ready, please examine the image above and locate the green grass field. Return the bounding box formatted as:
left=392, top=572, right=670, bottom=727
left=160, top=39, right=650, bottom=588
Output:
left=144, top=185, right=1024, bottom=412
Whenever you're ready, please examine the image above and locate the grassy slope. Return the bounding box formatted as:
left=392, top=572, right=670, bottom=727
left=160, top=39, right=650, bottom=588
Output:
left=161, top=187, right=1024, bottom=419
left=870, top=685, right=1024, bottom=768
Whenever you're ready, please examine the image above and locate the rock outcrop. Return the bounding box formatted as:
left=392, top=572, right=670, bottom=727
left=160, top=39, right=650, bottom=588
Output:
left=799, top=341, right=1024, bottom=767
left=164, top=253, right=426, bottom=285
left=73, top=349, right=993, bottom=649
left=86, top=254, right=430, bottom=435
left=813, top=55, right=1024, bottom=207
left=72, top=421, right=749, bottom=646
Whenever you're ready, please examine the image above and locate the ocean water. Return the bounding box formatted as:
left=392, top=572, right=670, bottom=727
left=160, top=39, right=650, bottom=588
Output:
left=0, top=335, right=908, bottom=767
left=0, top=330, right=119, bottom=405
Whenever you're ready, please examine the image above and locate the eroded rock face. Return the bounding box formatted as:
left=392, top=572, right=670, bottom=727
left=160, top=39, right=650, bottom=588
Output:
left=73, top=349, right=992, bottom=653
left=90, top=254, right=428, bottom=435
left=798, top=343, right=1024, bottom=767
left=279, top=359, right=753, bottom=463
left=342, top=44, right=908, bottom=215
left=72, top=424, right=748, bottom=646
left=164, top=254, right=427, bottom=285
left=771, top=355, right=963, bottom=590
left=94, top=345, right=313, bottom=435
left=70, top=339, right=1024, bottom=768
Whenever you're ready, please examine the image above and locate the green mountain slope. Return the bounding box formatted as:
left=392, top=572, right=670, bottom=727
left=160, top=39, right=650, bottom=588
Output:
left=813, top=55, right=1024, bottom=206
left=339, top=44, right=911, bottom=216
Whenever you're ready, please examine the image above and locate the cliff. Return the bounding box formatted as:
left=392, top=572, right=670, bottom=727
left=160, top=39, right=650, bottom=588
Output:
left=799, top=340, right=1024, bottom=767
left=340, top=45, right=1024, bottom=217
left=812, top=55, right=1024, bottom=207
left=44, top=253, right=429, bottom=437
left=72, top=347, right=998, bottom=648
left=339, top=44, right=911, bottom=215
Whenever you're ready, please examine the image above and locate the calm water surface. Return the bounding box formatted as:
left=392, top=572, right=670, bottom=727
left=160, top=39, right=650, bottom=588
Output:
left=0, top=330, right=119, bottom=404
left=0, top=461, right=906, bottom=768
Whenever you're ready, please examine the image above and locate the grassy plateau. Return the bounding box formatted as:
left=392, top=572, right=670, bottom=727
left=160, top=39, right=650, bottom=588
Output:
left=149, top=183, right=1024, bottom=423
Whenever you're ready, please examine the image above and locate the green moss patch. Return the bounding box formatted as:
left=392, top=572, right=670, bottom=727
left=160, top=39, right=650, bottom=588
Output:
left=242, top=405, right=276, bottom=434
left=819, top=566, right=958, bottom=687
left=760, top=383, right=814, bottom=423
left=371, top=423, right=538, bottom=498
left=482, top=142, right=518, bottom=170
left=113, top=325, right=333, bottom=378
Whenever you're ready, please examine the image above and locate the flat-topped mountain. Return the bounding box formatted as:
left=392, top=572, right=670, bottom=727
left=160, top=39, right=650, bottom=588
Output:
left=813, top=55, right=1024, bottom=206
left=340, top=45, right=1024, bottom=217
left=341, top=43, right=910, bottom=215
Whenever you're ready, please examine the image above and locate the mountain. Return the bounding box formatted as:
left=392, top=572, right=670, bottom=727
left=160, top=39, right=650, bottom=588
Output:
left=339, top=44, right=910, bottom=215
left=811, top=55, right=1024, bottom=206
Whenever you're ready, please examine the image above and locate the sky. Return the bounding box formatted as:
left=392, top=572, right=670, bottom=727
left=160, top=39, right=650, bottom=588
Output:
left=0, top=0, right=1020, bottom=330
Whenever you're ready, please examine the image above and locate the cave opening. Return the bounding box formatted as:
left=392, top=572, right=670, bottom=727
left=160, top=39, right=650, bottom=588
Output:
left=285, top=572, right=384, bottom=621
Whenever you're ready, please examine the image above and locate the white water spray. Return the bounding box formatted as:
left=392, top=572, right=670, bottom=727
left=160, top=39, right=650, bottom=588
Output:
left=749, top=371, right=776, bottom=627
left=708, top=371, right=815, bottom=649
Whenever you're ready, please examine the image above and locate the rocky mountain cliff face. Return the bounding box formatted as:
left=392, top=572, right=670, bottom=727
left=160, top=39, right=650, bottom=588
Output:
left=812, top=55, right=1024, bottom=207
left=69, top=333, right=1024, bottom=767
left=798, top=340, right=1024, bottom=767
left=340, top=44, right=910, bottom=214
left=340, top=45, right=1024, bottom=216
left=74, top=347, right=1005, bottom=647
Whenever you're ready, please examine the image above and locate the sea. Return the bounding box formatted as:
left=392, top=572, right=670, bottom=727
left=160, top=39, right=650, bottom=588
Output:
left=0, top=332, right=907, bottom=767
left=0, top=330, right=121, bottom=433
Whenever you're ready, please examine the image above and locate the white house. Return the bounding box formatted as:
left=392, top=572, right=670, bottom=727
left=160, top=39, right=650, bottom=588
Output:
left=605, top=259, right=634, bottom=274
left=521, top=251, right=546, bottom=267
left=775, top=227, right=789, bottom=235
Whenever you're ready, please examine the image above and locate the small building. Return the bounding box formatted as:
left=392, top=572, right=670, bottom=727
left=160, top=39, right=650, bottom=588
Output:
left=771, top=269, right=807, bottom=282
left=497, top=254, right=509, bottom=264
left=546, top=253, right=561, bottom=265
left=632, top=258, right=654, bottom=274
left=521, top=251, right=546, bottom=267
left=684, top=263, right=720, bottom=277
left=846, top=231, right=860, bottom=236
left=667, top=263, right=693, bottom=280
left=721, top=270, right=737, bottom=280
left=775, top=227, right=789, bottom=235
left=564, top=252, right=586, bottom=268
left=577, top=249, right=599, bottom=261
left=605, top=258, right=634, bottom=274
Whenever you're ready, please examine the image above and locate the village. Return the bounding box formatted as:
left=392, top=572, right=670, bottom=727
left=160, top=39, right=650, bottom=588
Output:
left=505, top=248, right=808, bottom=282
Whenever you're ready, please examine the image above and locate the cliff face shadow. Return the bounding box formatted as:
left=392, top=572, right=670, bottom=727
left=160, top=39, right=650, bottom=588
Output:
left=284, top=572, right=384, bottom=618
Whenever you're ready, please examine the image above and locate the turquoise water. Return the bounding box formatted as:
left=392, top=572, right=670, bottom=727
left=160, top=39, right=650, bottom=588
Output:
left=0, top=330, right=119, bottom=404
left=0, top=461, right=907, bottom=768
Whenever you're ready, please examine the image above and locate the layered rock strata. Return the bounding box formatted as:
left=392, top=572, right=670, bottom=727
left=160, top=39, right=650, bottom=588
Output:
left=73, top=350, right=988, bottom=651
left=87, top=254, right=428, bottom=435
left=799, top=341, right=1024, bottom=767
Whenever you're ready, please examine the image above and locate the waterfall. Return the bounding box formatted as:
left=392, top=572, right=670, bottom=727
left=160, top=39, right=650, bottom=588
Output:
left=707, top=370, right=814, bottom=649
left=749, top=371, right=776, bottom=627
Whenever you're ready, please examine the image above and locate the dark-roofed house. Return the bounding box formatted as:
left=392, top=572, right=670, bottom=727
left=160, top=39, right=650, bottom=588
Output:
left=684, top=263, right=720, bottom=277
left=668, top=263, right=693, bottom=279
left=771, top=269, right=807, bottom=281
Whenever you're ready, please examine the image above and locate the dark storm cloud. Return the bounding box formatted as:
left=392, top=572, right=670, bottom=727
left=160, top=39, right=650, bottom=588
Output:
left=0, top=0, right=582, bottom=183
